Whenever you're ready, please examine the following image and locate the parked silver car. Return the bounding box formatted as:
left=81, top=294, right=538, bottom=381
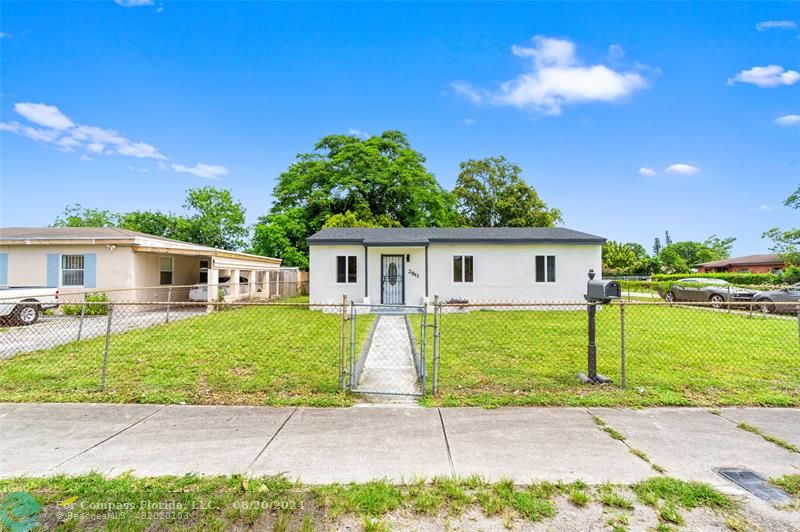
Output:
left=664, top=278, right=756, bottom=308
left=752, top=283, right=800, bottom=314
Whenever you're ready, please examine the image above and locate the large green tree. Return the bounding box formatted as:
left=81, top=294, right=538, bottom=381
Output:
left=53, top=205, right=117, bottom=227
left=764, top=185, right=800, bottom=265
left=53, top=187, right=248, bottom=251
left=453, top=156, right=562, bottom=227
left=657, top=235, right=736, bottom=273
left=251, top=131, right=458, bottom=267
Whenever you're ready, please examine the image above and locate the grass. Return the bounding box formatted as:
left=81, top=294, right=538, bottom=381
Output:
left=736, top=422, right=800, bottom=453
left=414, top=304, right=800, bottom=407
left=0, top=474, right=744, bottom=530
left=632, top=476, right=735, bottom=526
left=0, top=305, right=375, bottom=406
left=770, top=475, right=800, bottom=496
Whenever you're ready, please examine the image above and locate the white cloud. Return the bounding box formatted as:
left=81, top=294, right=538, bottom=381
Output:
left=774, top=114, right=800, bottom=126
left=665, top=163, right=700, bottom=176
left=607, top=44, right=625, bottom=63
left=0, top=101, right=225, bottom=178
left=14, top=102, right=74, bottom=130
left=727, top=65, right=800, bottom=88
left=450, top=81, right=486, bottom=104
left=452, top=36, right=649, bottom=116
left=128, top=165, right=150, bottom=173
left=114, top=0, right=154, bottom=6
left=638, top=167, right=656, bottom=177
left=756, top=204, right=775, bottom=211
left=463, top=117, right=475, bottom=126
left=347, top=128, right=368, bottom=138
left=80, top=154, right=92, bottom=161
left=156, top=4, right=164, bottom=13
left=0, top=32, right=8, bottom=39
left=756, top=20, right=797, bottom=31
left=171, top=163, right=229, bottom=179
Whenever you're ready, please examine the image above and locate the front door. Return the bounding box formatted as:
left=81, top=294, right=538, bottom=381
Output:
left=381, top=255, right=405, bottom=305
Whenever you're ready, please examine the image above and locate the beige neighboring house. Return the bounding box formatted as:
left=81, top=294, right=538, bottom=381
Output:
left=0, top=227, right=282, bottom=302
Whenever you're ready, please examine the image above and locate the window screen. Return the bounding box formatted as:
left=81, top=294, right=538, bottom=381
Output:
left=159, top=256, right=173, bottom=285
left=61, top=255, right=85, bottom=286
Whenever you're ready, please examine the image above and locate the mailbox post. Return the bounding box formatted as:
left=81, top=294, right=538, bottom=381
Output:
left=577, top=269, right=620, bottom=384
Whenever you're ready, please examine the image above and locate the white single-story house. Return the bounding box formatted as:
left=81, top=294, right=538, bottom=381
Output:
left=308, top=227, right=605, bottom=305
left=0, top=227, right=282, bottom=302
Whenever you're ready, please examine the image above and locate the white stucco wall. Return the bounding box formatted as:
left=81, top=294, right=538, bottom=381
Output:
left=427, top=243, right=601, bottom=302
left=309, top=242, right=602, bottom=304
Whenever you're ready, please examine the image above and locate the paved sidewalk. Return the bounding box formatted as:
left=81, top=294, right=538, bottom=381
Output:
left=1, top=404, right=799, bottom=495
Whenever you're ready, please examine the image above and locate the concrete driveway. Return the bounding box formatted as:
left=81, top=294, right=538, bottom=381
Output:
left=0, top=307, right=206, bottom=359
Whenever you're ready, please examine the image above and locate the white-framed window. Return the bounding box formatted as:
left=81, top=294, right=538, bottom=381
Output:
left=199, top=259, right=209, bottom=283
left=453, top=255, right=474, bottom=283
left=159, top=256, right=174, bottom=285
left=336, top=256, right=357, bottom=283
left=535, top=255, right=556, bottom=283
left=61, top=254, right=85, bottom=287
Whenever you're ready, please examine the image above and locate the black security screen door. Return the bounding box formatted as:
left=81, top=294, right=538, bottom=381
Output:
left=381, top=255, right=405, bottom=304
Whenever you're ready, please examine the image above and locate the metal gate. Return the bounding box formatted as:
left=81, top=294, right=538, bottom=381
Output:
left=381, top=255, right=405, bottom=305
left=346, top=303, right=430, bottom=397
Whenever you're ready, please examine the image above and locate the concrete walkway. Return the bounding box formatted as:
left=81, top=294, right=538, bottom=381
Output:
left=2, top=404, right=799, bottom=496
left=353, top=315, right=419, bottom=397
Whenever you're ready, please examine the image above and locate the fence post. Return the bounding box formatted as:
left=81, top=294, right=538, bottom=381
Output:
left=432, top=294, right=440, bottom=395
left=340, top=294, right=349, bottom=392
left=165, top=286, right=173, bottom=324
left=796, top=306, right=800, bottom=349
left=349, top=300, right=356, bottom=390
left=421, top=305, right=428, bottom=396
left=100, top=304, right=114, bottom=390
left=77, top=302, right=86, bottom=341
left=620, top=301, right=626, bottom=388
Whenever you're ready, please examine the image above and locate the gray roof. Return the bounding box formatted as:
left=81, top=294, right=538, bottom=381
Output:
left=0, top=226, right=187, bottom=243
left=308, top=227, right=605, bottom=245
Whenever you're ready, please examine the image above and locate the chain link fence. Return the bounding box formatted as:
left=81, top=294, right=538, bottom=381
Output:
left=0, top=295, right=797, bottom=406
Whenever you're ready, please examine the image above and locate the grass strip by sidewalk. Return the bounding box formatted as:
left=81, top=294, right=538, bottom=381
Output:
left=0, top=306, right=375, bottom=406
left=736, top=422, right=800, bottom=453
left=0, top=474, right=742, bottom=531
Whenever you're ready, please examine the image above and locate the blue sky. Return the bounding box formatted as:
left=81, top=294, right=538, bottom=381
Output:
left=1, top=1, right=798, bottom=256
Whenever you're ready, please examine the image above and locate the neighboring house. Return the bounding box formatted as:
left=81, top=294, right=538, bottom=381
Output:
left=696, top=254, right=785, bottom=274
left=308, top=227, right=605, bottom=305
left=0, top=227, right=281, bottom=302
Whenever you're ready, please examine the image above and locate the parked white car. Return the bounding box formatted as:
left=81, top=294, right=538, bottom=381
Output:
left=188, top=276, right=251, bottom=302
left=0, top=287, right=60, bottom=326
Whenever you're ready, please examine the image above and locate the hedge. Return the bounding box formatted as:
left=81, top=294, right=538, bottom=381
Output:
left=650, top=272, right=778, bottom=286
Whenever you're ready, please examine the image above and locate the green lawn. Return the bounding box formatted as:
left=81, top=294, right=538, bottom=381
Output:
left=415, top=304, right=800, bottom=407
left=0, top=305, right=374, bottom=406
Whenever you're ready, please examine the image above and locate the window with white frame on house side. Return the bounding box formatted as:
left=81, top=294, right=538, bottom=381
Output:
left=535, top=255, right=556, bottom=283
left=453, top=255, right=474, bottom=283
left=61, top=254, right=85, bottom=287
left=336, top=256, right=357, bottom=283
left=159, top=256, right=174, bottom=285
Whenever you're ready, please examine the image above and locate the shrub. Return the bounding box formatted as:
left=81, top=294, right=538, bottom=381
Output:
left=61, top=292, right=110, bottom=316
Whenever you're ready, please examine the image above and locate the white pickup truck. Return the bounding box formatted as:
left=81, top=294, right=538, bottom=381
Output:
left=0, top=287, right=60, bottom=326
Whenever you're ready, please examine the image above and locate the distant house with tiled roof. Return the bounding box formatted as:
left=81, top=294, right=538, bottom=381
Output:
left=696, top=254, right=785, bottom=274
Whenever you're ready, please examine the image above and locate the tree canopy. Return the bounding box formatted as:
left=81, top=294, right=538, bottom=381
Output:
left=53, top=187, right=248, bottom=251
left=251, top=131, right=459, bottom=267
left=453, top=156, right=562, bottom=227
left=764, top=185, right=800, bottom=265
